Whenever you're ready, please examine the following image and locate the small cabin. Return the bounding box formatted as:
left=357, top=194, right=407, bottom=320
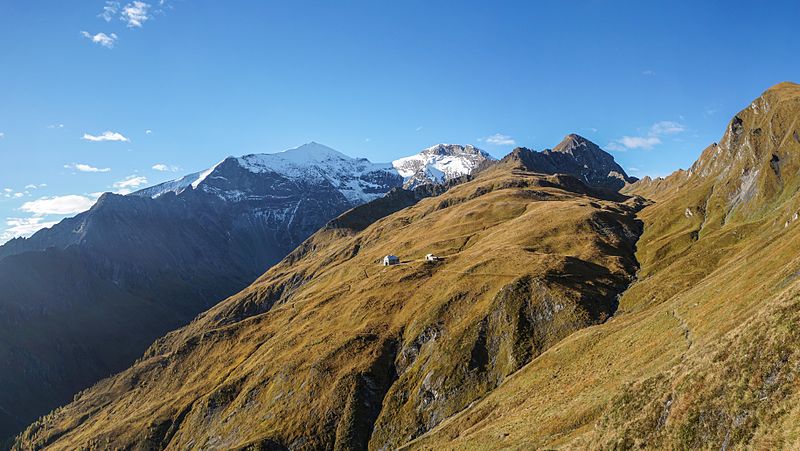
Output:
left=425, top=253, right=441, bottom=262
left=383, top=255, right=400, bottom=266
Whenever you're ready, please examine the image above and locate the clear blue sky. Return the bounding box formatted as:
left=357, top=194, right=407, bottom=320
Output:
left=1, top=0, right=798, bottom=242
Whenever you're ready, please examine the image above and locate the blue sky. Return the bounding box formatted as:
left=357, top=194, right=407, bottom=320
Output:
left=0, top=0, right=798, bottom=242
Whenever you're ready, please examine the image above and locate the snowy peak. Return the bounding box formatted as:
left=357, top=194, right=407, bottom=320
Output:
left=135, top=141, right=493, bottom=203
left=392, top=144, right=494, bottom=188
left=134, top=143, right=402, bottom=205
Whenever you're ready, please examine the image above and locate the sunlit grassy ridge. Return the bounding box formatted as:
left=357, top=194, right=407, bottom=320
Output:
left=407, top=82, right=800, bottom=449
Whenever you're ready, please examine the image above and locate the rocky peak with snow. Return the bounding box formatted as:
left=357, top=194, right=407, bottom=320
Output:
left=135, top=142, right=403, bottom=204
left=392, top=144, right=495, bottom=188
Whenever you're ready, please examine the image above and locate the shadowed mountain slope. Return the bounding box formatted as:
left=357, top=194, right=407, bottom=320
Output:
left=0, top=144, right=405, bottom=443
left=14, top=157, right=645, bottom=449
left=406, top=82, right=800, bottom=449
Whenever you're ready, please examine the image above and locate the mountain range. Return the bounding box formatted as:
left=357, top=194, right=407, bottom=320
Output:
left=11, top=81, right=800, bottom=449
left=0, top=138, right=635, bottom=444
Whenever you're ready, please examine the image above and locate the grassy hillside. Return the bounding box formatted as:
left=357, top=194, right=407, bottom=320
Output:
left=14, top=156, right=644, bottom=450
left=406, top=82, right=800, bottom=449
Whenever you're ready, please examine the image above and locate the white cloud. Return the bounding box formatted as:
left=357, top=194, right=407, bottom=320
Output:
left=649, top=121, right=685, bottom=135
left=113, top=175, right=148, bottom=194
left=145, top=129, right=153, bottom=135
left=415, top=126, right=423, bottom=132
left=3, top=188, right=11, bottom=193
left=479, top=133, right=516, bottom=146
left=20, top=195, right=97, bottom=216
left=82, top=131, right=130, bottom=142
left=47, top=123, right=65, bottom=129
left=152, top=163, right=178, bottom=172
left=25, top=184, right=38, bottom=190
left=642, top=70, right=656, bottom=76
left=607, top=120, right=686, bottom=151
left=614, top=136, right=661, bottom=151
left=121, top=1, right=151, bottom=28
left=65, top=163, right=112, bottom=173
left=13, top=193, right=24, bottom=198
left=100, top=1, right=120, bottom=21
left=81, top=31, right=118, bottom=48
left=0, top=132, right=5, bottom=139
left=1, top=217, right=59, bottom=243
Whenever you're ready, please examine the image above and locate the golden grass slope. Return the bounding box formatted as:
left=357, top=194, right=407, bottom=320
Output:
left=15, top=158, right=645, bottom=450
left=407, top=82, right=800, bottom=449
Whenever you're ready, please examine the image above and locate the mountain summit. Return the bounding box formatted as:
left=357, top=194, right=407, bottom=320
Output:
left=500, top=134, right=636, bottom=190
left=136, top=142, right=401, bottom=204
left=392, top=144, right=495, bottom=188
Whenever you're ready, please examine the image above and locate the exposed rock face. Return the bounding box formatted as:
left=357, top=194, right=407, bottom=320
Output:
left=392, top=144, right=495, bottom=188
left=503, top=134, right=637, bottom=190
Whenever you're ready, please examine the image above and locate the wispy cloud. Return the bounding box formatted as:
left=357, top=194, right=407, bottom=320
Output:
left=642, top=70, right=656, bottom=76
left=81, top=31, right=118, bottom=48
left=2, top=193, right=101, bottom=243
left=121, top=1, right=152, bottom=28
left=65, top=163, right=112, bottom=173
left=100, top=1, right=120, bottom=21
left=113, top=175, right=148, bottom=194
left=415, top=126, right=423, bottom=132
left=82, top=131, right=130, bottom=142
left=0, top=132, right=5, bottom=139
left=607, top=120, right=686, bottom=151
left=649, top=121, right=685, bottom=135
left=47, top=123, right=65, bottom=129
left=145, top=129, right=153, bottom=135
left=152, top=163, right=178, bottom=172
left=20, top=195, right=98, bottom=216
left=1, top=217, right=59, bottom=243
left=2, top=188, right=29, bottom=199
left=608, top=136, right=662, bottom=151
left=479, top=133, right=516, bottom=146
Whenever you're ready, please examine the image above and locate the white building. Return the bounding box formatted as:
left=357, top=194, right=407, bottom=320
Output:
left=383, top=255, right=400, bottom=266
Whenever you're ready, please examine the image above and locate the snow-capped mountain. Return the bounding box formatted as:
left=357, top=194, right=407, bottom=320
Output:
left=136, top=142, right=401, bottom=204
left=392, top=144, right=495, bottom=188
